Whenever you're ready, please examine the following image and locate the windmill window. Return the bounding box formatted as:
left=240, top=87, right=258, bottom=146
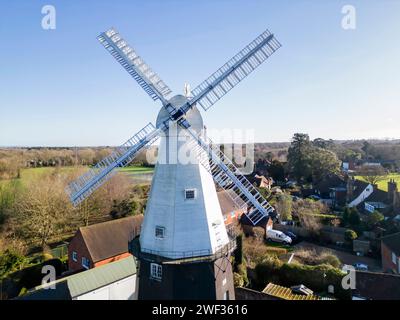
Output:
left=155, top=226, right=165, bottom=239
left=150, top=263, right=162, bottom=280
left=72, top=251, right=77, bottom=262
left=185, top=189, right=196, bottom=199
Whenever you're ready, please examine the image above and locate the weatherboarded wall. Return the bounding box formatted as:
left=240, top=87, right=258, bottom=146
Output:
left=74, top=274, right=137, bottom=300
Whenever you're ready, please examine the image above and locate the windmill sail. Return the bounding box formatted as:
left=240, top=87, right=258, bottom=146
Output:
left=185, top=127, right=275, bottom=226
left=98, top=28, right=172, bottom=103
left=187, top=29, right=281, bottom=112
left=67, top=123, right=160, bottom=206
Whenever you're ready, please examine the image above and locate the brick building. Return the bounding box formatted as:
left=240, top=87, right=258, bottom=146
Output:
left=68, top=215, right=143, bottom=272
left=381, top=232, right=400, bottom=274
left=217, top=189, right=247, bottom=226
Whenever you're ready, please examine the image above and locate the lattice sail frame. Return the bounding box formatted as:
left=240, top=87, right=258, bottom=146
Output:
left=98, top=28, right=172, bottom=102
left=67, top=28, right=281, bottom=225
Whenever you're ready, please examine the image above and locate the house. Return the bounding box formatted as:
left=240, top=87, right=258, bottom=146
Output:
left=217, top=189, right=247, bottom=226
left=245, top=173, right=274, bottom=190
left=381, top=232, right=400, bottom=274
left=313, top=174, right=347, bottom=207
left=347, top=178, right=399, bottom=216
left=68, top=215, right=143, bottom=272
left=342, top=161, right=356, bottom=173
left=19, top=256, right=138, bottom=300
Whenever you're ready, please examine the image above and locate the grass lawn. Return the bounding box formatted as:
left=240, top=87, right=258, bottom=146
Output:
left=0, top=165, right=154, bottom=188
left=355, top=173, right=400, bottom=191
left=118, top=166, right=154, bottom=174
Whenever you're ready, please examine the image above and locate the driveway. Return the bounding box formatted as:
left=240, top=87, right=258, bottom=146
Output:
left=292, top=241, right=382, bottom=272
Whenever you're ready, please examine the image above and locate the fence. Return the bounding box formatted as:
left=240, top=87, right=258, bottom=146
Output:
left=50, top=243, right=68, bottom=259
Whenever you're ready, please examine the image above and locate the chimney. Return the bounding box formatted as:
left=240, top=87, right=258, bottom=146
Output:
left=346, top=176, right=354, bottom=202
left=388, top=179, right=398, bottom=205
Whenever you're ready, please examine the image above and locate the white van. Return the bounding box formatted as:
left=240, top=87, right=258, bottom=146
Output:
left=266, top=229, right=292, bottom=245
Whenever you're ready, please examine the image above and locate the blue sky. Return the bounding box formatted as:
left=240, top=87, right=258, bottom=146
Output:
left=1, top=0, right=399, bottom=146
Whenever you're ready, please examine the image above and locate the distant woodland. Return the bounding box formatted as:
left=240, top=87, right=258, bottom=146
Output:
left=1, top=139, right=400, bottom=180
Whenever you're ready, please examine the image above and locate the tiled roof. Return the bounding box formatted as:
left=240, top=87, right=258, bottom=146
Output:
left=217, top=190, right=247, bottom=214
left=80, top=215, right=143, bottom=262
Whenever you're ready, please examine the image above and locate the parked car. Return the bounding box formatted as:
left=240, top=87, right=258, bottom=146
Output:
left=341, top=264, right=354, bottom=273
left=353, top=263, right=368, bottom=271
left=308, top=195, right=321, bottom=201
left=266, top=229, right=292, bottom=245
left=280, top=220, right=295, bottom=226
left=284, top=231, right=297, bottom=242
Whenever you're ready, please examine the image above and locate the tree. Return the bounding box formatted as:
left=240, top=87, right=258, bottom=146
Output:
left=310, top=148, right=341, bottom=183
left=268, top=160, right=285, bottom=182
left=366, top=211, right=384, bottom=229
left=14, top=173, right=70, bottom=248
left=342, top=207, right=350, bottom=226
left=288, top=133, right=340, bottom=184
left=357, top=165, right=387, bottom=186
left=348, top=207, right=361, bottom=227
left=296, top=207, right=323, bottom=238
left=275, top=193, right=292, bottom=221
left=73, top=172, right=132, bottom=226
left=342, top=206, right=360, bottom=227
left=361, top=141, right=373, bottom=160
left=312, top=138, right=334, bottom=150
left=287, top=133, right=312, bottom=182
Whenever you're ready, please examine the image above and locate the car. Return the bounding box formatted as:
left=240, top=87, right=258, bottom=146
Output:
left=266, top=229, right=292, bottom=245
left=353, top=263, right=368, bottom=271
left=341, top=264, right=354, bottom=273
left=284, top=231, right=297, bottom=242
left=308, top=195, right=321, bottom=201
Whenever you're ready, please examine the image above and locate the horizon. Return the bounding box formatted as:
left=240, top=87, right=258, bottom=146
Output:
left=1, top=0, right=400, bottom=146
left=2, top=137, right=400, bottom=149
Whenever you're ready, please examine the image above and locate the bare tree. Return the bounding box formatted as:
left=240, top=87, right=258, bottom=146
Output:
left=14, top=173, right=71, bottom=248
left=275, top=193, right=292, bottom=221
left=70, top=170, right=132, bottom=226
left=358, top=165, right=387, bottom=186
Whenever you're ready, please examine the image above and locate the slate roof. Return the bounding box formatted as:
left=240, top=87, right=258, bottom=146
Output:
left=80, top=215, right=143, bottom=263
left=364, top=188, right=388, bottom=204
left=349, top=179, right=391, bottom=211
left=314, top=174, right=346, bottom=196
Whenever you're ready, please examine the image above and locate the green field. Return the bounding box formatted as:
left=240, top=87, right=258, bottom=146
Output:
left=0, top=166, right=154, bottom=187
left=118, top=166, right=154, bottom=174
left=355, top=173, right=400, bottom=191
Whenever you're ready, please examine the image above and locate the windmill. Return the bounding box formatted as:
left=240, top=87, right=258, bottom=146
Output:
left=66, top=27, right=281, bottom=300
